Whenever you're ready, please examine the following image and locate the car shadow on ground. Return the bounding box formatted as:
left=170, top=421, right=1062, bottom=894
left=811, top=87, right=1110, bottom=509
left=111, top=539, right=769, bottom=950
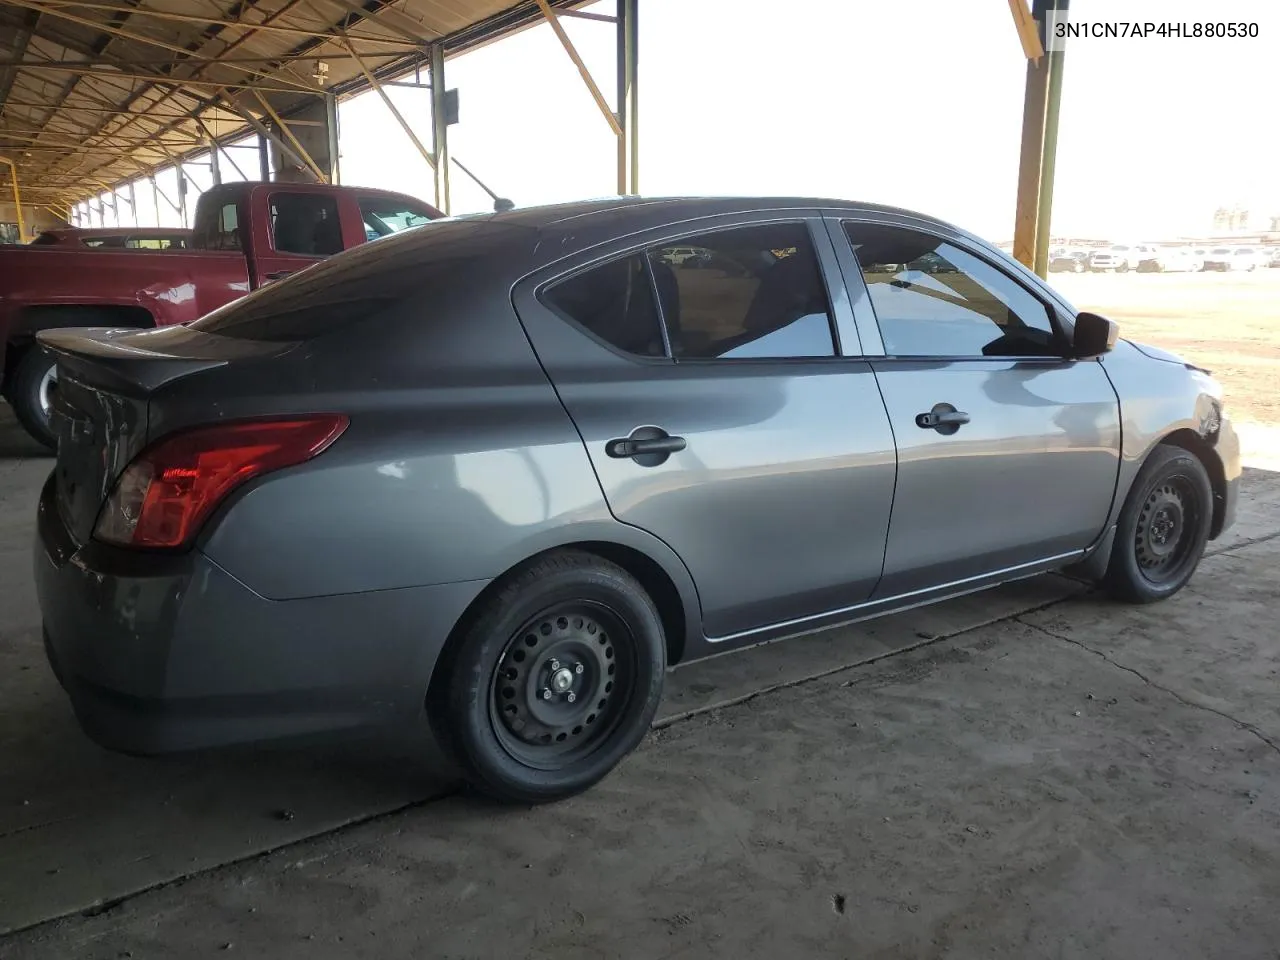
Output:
left=0, top=408, right=50, bottom=460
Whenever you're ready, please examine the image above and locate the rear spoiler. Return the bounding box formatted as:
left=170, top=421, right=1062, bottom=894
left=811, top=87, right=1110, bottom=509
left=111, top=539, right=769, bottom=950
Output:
left=37, top=326, right=288, bottom=396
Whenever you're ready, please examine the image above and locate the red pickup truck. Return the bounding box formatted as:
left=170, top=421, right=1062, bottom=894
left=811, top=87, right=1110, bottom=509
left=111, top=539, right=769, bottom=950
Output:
left=1, top=181, right=440, bottom=447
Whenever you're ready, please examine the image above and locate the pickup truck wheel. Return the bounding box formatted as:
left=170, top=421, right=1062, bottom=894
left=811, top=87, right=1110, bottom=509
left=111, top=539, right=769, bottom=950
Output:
left=1103, top=445, right=1212, bottom=604
left=8, top=346, right=58, bottom=450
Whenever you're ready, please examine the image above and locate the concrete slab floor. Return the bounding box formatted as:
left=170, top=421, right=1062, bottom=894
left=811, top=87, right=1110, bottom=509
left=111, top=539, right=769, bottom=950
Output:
left=3, top=403, right=1280, bottom=957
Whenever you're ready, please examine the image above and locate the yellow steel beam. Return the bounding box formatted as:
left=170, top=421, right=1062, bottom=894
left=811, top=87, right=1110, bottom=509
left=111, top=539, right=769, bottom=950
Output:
left=344, top=37, right=437, bottom=172
left=249, top=91, right=329, bottom=183
left=533, top=0, right=622, bottom=137
left=1007, top=0, right=1045, bottom=60
left=0, top=157, right=29, bottom=242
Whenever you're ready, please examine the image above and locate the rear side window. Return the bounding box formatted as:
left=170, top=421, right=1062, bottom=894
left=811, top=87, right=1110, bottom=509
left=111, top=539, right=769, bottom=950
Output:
left=650, top=223, right=835, bottom=359
left=544, top=222, right=836, bottom=361
left=192, top=202, right=242, bottom=251
left=544, top=255, right=666, bottom=357
left=271, top=193, right=343, bottom=256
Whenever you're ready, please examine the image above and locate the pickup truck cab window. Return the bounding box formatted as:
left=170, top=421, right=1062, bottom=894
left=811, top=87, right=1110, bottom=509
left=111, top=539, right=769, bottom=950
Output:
left=270, top=193, right=342, bottom=256
left=192, top=201, right=242, bottom=251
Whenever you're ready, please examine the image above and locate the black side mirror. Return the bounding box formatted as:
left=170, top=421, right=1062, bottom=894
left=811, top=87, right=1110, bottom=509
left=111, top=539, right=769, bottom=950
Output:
left=1072, top=311, right=1119, bottom=358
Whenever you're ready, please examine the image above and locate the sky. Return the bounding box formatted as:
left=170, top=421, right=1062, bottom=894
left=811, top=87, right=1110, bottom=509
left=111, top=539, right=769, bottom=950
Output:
left=78, top=0, right=1280, bottom=243
left=338, top=0, right=1280, bottom=242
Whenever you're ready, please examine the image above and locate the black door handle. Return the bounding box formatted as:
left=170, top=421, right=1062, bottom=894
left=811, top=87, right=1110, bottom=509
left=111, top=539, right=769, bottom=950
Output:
left=916, top=404, right=970, bottom=434
left=606, top=435, right=687, bottom=459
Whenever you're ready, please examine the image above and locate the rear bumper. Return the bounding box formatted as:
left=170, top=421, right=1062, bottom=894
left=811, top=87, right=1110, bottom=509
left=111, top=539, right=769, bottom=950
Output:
left=35, top=472, right=487, bottom=754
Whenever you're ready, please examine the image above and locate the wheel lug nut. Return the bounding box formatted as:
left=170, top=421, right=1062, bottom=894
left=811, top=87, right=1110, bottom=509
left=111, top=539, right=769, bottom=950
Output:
left=542, top=689, right=552, bottom=700
left=574, top=663, right=584, bottom=674
left=549, top=659, right=560, bottom=671
left=567, top=692, right=576, bottom=703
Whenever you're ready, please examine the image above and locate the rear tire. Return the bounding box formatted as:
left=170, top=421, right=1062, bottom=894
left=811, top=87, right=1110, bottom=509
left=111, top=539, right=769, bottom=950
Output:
left=1103, top=445, right=1212, bottom=604
left=7, top=346, right=58, bottom=450
left=429, top=551, right=666, bottom=804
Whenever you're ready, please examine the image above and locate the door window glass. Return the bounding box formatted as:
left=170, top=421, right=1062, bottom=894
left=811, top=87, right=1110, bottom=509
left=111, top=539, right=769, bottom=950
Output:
left=543, top=255, right=666, bottom=357
left=844, top=222, right=1058, bottom=358
left=270, top=193, right=343, bottom=256
left=192, top=202, right=242, bottom=251
left=359, top=198, right=436, bottom=241
left=649, top=223, right=835, bottom=359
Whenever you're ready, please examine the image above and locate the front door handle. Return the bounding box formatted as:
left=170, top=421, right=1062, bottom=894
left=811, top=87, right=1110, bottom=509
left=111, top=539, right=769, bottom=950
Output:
left=915, top=403, right=970, bottom=434
left=605, top=427, right=686, bottom=465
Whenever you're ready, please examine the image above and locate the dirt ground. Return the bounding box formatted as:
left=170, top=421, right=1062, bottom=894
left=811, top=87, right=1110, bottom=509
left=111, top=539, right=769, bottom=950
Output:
left=1055, top=269, right=1280, bottom=430
left=2, top=269, right=1279, bottom=958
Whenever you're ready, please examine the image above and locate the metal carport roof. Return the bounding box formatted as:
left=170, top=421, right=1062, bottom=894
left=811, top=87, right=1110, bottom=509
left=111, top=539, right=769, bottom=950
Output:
left=0, top=0, right=601, bottom=211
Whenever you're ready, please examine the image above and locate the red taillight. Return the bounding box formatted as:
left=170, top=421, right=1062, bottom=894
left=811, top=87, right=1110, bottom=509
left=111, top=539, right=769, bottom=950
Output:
left=94, top=415, right=349, bottom=549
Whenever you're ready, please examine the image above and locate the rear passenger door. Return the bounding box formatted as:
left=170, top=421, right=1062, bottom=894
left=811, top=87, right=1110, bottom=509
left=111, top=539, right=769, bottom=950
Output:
left=832, top=218, right=1121, bottom=597
left=513, top=215, right=897, bottom=641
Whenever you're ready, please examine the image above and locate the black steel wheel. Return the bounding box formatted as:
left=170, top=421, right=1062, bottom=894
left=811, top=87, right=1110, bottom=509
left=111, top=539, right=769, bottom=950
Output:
left=489, top=602, right=633, bottom=769
left=1104, top=445, right=1213, bottom=603
left=429, top=550, right=666, bottom=804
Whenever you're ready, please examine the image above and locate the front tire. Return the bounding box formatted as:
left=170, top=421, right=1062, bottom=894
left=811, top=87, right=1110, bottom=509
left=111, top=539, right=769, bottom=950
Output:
left=1103, top=445, right=1212, bottom=603
left=7, top=346, right=58, bottom=450
left=430, top=551, right=666, bottom=804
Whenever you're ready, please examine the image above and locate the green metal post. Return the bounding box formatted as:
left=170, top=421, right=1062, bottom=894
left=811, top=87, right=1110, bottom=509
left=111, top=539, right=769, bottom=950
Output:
left=1033, top=1, right=1068, bottom=279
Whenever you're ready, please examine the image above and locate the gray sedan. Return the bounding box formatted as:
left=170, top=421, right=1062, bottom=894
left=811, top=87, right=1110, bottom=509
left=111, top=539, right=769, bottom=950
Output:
left=35, top=197, right=1240, bottom=803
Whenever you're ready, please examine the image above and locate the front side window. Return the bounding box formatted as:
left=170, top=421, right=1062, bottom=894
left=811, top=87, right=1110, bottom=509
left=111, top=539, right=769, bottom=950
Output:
left=359, top=198, right=436, bottom=241
left=844, top=222, right=1059, bottom=358
left=270, top=193, right=343, bottom=256
left=648, top=222, right=835, bottom=359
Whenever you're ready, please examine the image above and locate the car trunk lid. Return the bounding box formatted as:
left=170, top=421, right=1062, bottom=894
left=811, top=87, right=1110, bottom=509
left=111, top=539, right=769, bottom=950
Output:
left=38, top=325, right=294, bottom=544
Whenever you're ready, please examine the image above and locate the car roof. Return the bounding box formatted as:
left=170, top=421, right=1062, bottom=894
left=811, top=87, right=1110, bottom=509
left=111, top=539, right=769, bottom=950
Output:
left=446, top=195, right=981, bottom=264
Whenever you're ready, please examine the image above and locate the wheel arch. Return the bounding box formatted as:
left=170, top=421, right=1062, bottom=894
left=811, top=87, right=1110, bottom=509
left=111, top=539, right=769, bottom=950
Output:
left=426, top=538, right=697, bottom=715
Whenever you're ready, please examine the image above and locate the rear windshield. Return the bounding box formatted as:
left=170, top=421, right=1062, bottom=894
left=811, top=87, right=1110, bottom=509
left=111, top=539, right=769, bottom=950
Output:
left=187, top=215, right=522, bottom=342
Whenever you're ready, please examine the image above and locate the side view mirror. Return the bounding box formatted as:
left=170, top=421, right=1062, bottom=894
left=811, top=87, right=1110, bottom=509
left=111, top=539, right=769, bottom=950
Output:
left=1072, top=311, right=1119, bottom=358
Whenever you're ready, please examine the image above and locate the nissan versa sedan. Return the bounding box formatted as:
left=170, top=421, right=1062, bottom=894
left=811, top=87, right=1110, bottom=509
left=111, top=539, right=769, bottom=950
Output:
left=35, top=197, right=1240, bottom=804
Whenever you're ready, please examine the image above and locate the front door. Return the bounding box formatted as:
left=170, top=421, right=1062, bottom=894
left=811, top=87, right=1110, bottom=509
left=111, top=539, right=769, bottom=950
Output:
left=514, top=216, right=897, bottom=639
left=836, top=219, right=1122, bottom=597
left=248, top=188, right=347, bottom=289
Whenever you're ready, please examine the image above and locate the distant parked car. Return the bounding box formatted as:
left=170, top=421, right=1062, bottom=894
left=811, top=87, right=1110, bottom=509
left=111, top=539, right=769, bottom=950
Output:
left=1233, top=247, right=1264, bottom=271
left=1202, top=247, right=1261, bottom=271
left=1145, top=246, right=1202, bottom=273
left=1049, top=249, right=1089, bottom=273
left=29, top=227, right=191, bottom=250
left=35, top=196, right=1241, bottom=804
left=1089, top=245, right=1138, bottom=272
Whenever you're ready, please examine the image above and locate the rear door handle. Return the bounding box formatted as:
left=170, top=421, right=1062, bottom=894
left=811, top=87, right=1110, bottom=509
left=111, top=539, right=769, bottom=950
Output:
left=606, top=436, right=687, bottom=458
left=915, top=404, right=970, bottom=434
